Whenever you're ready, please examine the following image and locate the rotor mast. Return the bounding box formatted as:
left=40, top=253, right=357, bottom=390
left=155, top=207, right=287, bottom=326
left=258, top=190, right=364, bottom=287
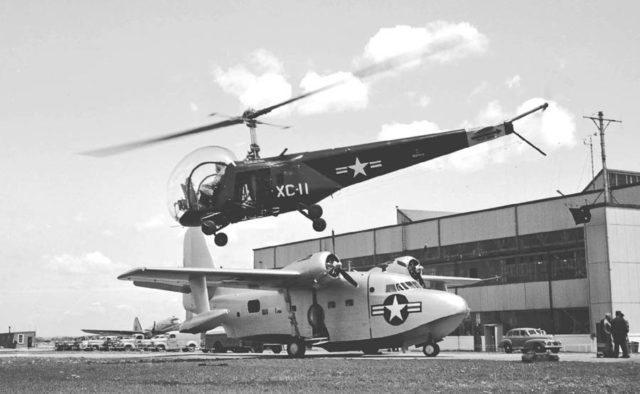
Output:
left=243, top=109, right=261, bottom=160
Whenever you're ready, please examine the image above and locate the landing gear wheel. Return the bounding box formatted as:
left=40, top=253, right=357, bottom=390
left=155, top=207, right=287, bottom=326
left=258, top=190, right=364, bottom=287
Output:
left=423, top=343, right=440, bottom=357
left=287, top=339, right=306, bottom=358
left=312, top=218, right=326, bottom=232
left=308, top=205, right=323, bottom=220
left=504, top=343, right=513, bottom=354
left=214, top=232, right=228, bottom=246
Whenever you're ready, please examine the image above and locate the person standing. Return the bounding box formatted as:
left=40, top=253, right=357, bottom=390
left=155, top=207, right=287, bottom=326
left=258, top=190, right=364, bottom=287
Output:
left=600, top=313, right=613, bottom=357
left=611, top=310, right=630, bottom=358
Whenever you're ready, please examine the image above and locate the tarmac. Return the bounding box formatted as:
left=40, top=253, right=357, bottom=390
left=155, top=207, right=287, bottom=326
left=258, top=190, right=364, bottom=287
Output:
left=1, top=347, right=638, bottom=363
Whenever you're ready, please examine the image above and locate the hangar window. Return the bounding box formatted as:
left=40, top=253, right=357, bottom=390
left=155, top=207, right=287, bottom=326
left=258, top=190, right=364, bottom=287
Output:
left=345, top=299, right=354, bottom=307
left=248, top=300, right=260, bottom=313
left=18, top=334, right=24, bottom=344
left=328, top=301, right=336, bottom=309
left=262, top=309, right=268, bottom=315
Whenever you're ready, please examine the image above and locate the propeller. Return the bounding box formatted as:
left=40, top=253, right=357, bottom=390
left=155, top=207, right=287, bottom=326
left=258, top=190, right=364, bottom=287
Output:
left=82, top=49, right=433, bottom=157
left=325, top=256, right=358, bottom=287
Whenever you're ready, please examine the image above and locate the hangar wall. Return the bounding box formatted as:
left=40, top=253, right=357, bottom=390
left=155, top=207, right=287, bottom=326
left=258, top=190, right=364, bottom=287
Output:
left=254, top=180, right=640, bottom=336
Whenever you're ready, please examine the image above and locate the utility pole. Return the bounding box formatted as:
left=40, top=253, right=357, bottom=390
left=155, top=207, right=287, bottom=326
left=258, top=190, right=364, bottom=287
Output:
left=583, top=111, right=622, bottom=204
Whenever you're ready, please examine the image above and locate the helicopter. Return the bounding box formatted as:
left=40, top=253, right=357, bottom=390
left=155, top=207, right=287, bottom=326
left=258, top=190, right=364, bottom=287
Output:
left=85, top=52, right=549, bottom=247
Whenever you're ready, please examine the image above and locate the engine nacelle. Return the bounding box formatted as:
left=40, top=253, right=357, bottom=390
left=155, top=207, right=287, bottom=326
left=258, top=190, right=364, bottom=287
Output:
left=384, top=256, right=424, bottom=283
left=282, top=251, right=344, bottom=287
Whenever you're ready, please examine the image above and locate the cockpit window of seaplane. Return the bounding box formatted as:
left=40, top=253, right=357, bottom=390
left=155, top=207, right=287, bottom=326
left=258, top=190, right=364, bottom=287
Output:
left=385, top=280, right=422, bottom=293
left=167, top=146, right=236, bottom=222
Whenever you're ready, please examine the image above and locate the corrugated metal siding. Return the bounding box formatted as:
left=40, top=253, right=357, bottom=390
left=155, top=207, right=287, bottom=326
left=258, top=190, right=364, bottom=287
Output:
left=334, top=232, right=375, bottom=259
left=552, top=279, right=589, bottom=308
left=374, top=227, right=403, bottom=253
left=516, top=199, right=579, bottom=235
left=274, top=240, right=320, bottom=268
left=440, top=208, right=516, bottom=245
left=404, top=221, right=439, bottom=250
left=254, top=248, right=275, bottom=269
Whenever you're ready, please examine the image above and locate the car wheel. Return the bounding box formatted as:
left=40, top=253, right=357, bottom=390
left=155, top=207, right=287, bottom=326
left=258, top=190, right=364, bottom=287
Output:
left=533, top=343, right=545, bottom=353
left=504, top=343, right=513, bottom=354
left=423, top=343, right=440, bottom=357
left=271, top=345, right=283, bottom=354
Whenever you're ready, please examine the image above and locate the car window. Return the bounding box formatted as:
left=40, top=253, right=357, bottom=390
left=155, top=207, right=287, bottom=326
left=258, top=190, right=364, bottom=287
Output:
left=527, top=330, right=537, bottom=335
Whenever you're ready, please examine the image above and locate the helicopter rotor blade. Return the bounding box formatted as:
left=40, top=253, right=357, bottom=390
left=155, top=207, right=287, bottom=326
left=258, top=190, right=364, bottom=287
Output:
left=84, top=49, right=432, bottom=156
left=250, top=49, right=429, bottom=119
left=81, top=117, right=244, bottom=157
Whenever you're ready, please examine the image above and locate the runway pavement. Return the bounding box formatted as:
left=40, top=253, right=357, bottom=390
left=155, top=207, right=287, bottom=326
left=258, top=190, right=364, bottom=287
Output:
left=1, top=347, right=638, bottom=363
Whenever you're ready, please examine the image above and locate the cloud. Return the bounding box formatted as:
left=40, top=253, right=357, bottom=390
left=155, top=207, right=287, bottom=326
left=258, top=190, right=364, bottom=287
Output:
left=406, top=92, right=431, bottom=108
left=45, top=251, right=128, bottom=275
left=135, top=213, right=171, bottom=231
left=467, top=81, right=489, bottom=102
left=515, top=98, right=576, bottom=149
left=362, top=22, right=488, bottom=65
left=213, top=49, right=292, bottom=112
left=377, top=120, right=441, bottom=141
left=506, top=75, right=521, bottom=89
left=296, top=71, right=369, bottom=115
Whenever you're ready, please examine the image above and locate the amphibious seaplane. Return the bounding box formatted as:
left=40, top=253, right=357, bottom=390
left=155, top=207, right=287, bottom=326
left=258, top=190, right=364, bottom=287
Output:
left=82, top=316, right=181, bottom=338
left=118, top=229, right=483, bottom=357
left=84, top=49, right=549, bottom=247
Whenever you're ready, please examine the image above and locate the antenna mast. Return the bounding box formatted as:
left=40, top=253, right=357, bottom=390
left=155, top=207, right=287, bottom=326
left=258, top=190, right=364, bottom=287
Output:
left=583, top=111, right=621, bottom=204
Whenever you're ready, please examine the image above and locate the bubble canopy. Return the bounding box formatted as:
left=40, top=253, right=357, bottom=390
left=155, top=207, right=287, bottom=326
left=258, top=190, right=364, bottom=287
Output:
left=167, top=146, right=237, bottom=224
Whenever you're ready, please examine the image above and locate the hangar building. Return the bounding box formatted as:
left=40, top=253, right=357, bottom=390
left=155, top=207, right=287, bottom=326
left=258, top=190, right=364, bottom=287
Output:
left=254, top=169, right=640, bottom=350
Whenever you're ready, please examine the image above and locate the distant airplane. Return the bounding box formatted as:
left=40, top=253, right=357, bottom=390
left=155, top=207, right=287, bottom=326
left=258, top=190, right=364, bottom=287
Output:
left=118, top=229, right=481, bottom=357
left=82, top=316, right=181, bottom=338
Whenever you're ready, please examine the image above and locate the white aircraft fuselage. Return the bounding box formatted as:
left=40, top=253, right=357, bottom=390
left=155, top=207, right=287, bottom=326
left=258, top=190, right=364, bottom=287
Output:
left=205, top=268, right=469, bottom=352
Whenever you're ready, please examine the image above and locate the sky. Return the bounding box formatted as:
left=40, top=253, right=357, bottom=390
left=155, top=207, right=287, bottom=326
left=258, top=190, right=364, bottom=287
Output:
left=1, top=1, right=639, bottom=337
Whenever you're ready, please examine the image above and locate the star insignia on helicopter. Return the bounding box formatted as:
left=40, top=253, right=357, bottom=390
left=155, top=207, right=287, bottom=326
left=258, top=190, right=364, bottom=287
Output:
left=371, top=294, right=422, bottom=325
left=335, top=157, right=382, bottom=178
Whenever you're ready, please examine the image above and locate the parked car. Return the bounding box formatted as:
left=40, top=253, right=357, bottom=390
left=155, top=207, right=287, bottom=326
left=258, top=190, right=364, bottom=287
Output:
left=201, top=328, right=282, bottom=354
left=151, top=331, right=200, bottom=352
left=499, top=328, right=562, bottom=353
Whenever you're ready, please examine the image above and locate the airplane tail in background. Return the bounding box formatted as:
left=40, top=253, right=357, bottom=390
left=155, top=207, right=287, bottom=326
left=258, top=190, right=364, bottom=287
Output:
left=133, top=317, right=142, bottom=332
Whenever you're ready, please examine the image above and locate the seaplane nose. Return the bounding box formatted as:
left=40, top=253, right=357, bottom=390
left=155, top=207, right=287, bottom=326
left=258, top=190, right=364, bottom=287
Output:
left=445, top=292, right=470, bottom=318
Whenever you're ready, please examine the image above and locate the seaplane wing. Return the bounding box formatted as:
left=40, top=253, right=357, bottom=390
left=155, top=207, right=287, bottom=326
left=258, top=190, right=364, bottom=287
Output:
left=421, top=274, right=483, bottom=288
left=81, top=329, right=141, bottom=336
left=117, top=267, right=302, bottom=291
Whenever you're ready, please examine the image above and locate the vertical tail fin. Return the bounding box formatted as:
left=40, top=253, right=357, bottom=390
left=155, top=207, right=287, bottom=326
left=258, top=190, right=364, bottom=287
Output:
left=133, top=317, right=142, bottom=332
left=183, top=228, right=216, bottom=269
left=182, top=228, right=213, bottom=315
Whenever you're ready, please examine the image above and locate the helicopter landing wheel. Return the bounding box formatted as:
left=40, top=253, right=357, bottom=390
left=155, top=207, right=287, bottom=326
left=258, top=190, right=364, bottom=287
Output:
left=214, top=232, right=228, bottom=246
left=312, top=218, right=326, bottom=232
left=201, top=222, right=216, bottom=236
left=308, top=204, right=323, bottom=220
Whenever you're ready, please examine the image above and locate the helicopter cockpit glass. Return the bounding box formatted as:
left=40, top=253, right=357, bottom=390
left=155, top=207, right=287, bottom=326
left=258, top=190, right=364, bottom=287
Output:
left=167, top=146, right=237, bottom=223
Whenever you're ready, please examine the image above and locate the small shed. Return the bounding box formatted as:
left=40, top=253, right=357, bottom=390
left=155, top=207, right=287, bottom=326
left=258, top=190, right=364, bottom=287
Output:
left=0, top=331, right=36, bottom=349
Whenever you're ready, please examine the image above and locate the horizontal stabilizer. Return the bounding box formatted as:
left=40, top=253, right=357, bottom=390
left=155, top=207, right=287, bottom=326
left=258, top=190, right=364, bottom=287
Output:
left=180, top=309, right=229, bottom=334
left=82, top=329, right=141, bottom=336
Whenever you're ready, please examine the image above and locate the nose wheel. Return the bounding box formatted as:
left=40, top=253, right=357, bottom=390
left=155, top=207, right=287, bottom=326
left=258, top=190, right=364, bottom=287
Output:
left=298, top=203, right=327, bottom=232
left=422, top=342, right=440, bottom=357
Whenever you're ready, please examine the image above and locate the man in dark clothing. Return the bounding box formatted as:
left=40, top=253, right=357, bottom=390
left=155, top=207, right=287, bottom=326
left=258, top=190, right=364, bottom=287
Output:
left=611, top=310, right=630, bottom=358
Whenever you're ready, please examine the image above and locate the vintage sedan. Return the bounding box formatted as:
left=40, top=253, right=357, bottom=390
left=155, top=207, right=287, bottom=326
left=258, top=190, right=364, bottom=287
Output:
left=499, top=328, right=562, bottom=353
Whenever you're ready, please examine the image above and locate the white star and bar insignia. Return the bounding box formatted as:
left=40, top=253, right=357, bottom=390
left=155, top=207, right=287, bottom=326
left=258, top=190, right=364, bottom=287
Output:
left=371, top=294, right=422, bottom=326
left=335, top=157, right=382, bottom=178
